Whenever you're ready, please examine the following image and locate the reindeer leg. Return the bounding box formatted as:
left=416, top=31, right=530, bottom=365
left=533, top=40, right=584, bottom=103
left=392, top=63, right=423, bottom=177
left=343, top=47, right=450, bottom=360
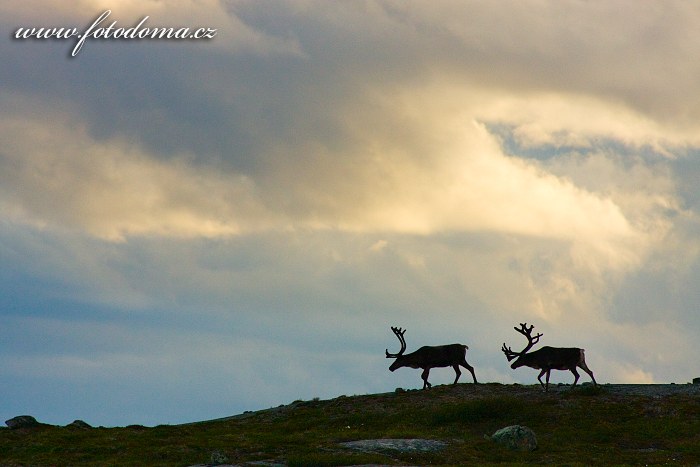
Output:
left=545, top=370, right=551, bottom=392
left=421, top=368, right=432, bottom=389
left=461, top=361, right=478, bottom=384
left=537, top=370, right=547, bottom=390
left=578, top=362, right=597, bottom=386
left=452, top=365, right=461, bottom=385
left=570, top=367, right=580, bottom=387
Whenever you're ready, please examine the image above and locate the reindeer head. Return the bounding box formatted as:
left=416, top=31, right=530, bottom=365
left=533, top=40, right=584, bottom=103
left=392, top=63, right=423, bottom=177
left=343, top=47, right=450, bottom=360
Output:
left=386, top=326, right=407, bottom=371
left=502, top=322, right=543, bottom=369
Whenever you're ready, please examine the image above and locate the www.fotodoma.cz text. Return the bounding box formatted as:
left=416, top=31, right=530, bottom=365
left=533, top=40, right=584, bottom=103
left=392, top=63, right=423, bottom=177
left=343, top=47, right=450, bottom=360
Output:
left=14, top=10, right=217, bottom=57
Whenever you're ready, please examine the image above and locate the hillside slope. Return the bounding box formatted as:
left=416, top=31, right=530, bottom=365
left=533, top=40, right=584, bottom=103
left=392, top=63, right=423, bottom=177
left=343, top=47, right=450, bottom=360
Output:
left=2, top=383, right=700, bottom=466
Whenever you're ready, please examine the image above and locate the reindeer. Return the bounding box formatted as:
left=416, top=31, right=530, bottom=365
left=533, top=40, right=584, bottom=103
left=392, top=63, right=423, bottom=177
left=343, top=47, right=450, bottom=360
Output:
left=385, top=326, right=477, bottom=389
left=502, top=322, right=597, bottom=392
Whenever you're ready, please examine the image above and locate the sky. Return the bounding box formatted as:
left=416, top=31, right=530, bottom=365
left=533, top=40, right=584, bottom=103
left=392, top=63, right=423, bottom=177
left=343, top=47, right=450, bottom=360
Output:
left=2, top=0, right=700, bottom=427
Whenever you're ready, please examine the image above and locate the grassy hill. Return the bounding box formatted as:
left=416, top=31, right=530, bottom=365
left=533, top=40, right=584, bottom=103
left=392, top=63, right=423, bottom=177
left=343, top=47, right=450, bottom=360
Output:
left=2, top=383, right=699, bottom=466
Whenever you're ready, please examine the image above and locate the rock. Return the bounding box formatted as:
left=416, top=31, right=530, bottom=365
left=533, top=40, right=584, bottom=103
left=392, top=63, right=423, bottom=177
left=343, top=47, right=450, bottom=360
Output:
left=5, top=415, right=42, bottom=429
left=66, top=419, right=92, bottom=429
left=210, top=450, right=228, bottom=464
left=693, top=377, right=700, bottom=385
left=488, top=425, right=537, bottom=451
left=340, top=438, right=447, bottom=453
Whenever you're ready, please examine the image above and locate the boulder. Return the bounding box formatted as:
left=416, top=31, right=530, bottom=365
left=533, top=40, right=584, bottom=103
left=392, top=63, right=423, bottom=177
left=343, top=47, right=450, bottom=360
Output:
left=488, top=425, right=537, bottom=451
left=209, top=450, right=229, bottom=464
left=5, top=415, right=42, bottom=429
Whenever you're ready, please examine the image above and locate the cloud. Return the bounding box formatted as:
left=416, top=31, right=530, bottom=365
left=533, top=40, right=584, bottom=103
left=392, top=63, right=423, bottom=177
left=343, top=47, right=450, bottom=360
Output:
left=0, top=106, right=277, bottom=241
left=1, top=2, right=693, bottom=259
left=1, top=87, right=646, bottom=277
left=392, top=1, right=700, bottom=126
left=3, top=0, right=700, bottom=426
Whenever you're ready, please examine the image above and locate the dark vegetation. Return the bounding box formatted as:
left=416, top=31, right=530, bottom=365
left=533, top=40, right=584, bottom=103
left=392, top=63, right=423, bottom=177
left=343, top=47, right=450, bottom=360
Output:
left=1, top=383, right=700, bottom=466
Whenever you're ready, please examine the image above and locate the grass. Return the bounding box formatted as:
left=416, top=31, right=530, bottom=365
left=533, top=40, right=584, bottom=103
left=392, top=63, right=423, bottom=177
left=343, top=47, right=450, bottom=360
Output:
left=1, top=383, right=699, bottom=466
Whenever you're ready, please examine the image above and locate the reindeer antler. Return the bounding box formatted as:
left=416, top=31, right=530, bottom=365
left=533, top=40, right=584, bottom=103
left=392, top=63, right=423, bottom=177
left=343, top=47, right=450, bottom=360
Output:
left=385, top=326, right=407, bottom=358
left=502, top=322, right=543, bottom=361
left=501, top=343, right=520, bottom=361
left=514, top=322, right=542, bottom=354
